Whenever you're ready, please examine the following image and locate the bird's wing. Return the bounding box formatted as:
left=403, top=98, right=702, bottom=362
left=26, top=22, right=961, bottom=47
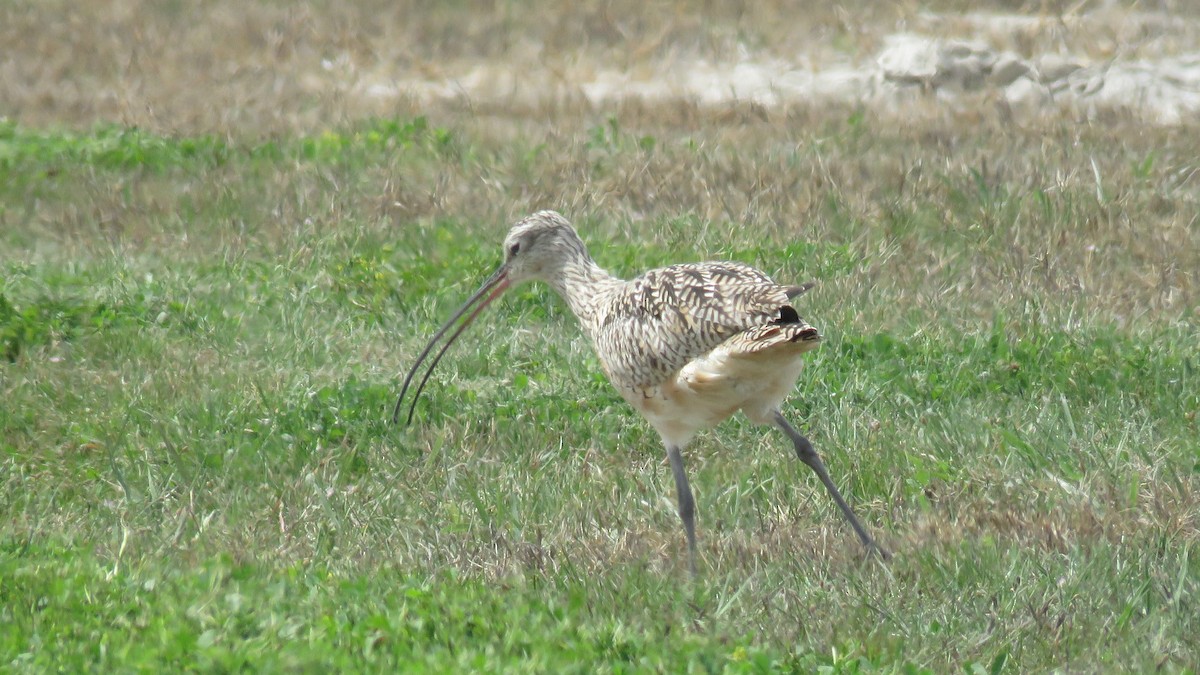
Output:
left=593, top=261, right=814, bottom=389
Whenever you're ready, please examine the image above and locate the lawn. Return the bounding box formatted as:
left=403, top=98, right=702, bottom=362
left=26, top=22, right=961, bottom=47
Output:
left=2, top=1, right=1198, bottom=672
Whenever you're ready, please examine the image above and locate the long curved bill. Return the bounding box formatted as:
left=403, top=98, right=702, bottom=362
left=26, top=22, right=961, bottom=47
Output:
left=392, top=265, right=511, bottom=425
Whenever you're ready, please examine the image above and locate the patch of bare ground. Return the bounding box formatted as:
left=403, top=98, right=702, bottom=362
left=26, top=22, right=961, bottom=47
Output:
left=0, top=0, right=873, bottom=134
left=5, top=1, right=1200, bottom=133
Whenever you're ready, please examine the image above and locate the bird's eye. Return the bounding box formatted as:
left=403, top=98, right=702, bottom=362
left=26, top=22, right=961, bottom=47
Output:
left=509, top=242, right=520, bottom=256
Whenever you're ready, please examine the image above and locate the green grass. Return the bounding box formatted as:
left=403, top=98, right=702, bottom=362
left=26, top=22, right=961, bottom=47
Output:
left=2, top=110, right=1198, bottom=672
left=6, top=541, right=817, bottom=672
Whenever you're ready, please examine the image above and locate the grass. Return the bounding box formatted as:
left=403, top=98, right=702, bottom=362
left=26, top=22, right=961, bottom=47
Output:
left=3, top=1, right=1200, bottom=671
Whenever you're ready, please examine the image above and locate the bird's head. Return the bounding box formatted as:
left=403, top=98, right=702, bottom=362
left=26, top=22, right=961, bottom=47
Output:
left=500, top=210, right=587, bottom=286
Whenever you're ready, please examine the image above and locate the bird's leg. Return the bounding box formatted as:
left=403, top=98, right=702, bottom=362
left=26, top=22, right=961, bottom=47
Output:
left=772, top=411, right=891, bottom=561
left=666, top=444, right=698, bottom=576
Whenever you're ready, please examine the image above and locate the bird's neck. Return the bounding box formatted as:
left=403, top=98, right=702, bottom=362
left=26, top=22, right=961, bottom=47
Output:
left=547, top=255, right=621, bottom=327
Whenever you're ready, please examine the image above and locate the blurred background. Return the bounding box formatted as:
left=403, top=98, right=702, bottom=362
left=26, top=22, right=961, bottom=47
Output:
left=5, top=0, right=1199, bottom=134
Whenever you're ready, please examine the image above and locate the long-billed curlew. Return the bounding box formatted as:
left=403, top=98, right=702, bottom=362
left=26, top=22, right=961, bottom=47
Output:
left=394, top=210, right=889, bottom=572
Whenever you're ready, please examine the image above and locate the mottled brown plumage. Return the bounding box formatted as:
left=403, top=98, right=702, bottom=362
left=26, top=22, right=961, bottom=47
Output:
left=587, top=261, right=815, bottom=390
left=395, top=211, right=889, bottom=573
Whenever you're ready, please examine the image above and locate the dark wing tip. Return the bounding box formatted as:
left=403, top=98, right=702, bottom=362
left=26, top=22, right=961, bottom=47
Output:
left=785, top=282, right=816, bottom=299
left=774, top=305, right=801, bottom=324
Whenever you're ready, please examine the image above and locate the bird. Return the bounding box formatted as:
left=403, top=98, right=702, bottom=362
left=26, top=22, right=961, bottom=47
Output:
left=394, top=210, right=890, bottom=573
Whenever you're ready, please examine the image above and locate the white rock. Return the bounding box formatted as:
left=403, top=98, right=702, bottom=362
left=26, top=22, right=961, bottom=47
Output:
left=990, top=53, right=1030, bottom=86
left=1036, top=55, right=1084, bottom=84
